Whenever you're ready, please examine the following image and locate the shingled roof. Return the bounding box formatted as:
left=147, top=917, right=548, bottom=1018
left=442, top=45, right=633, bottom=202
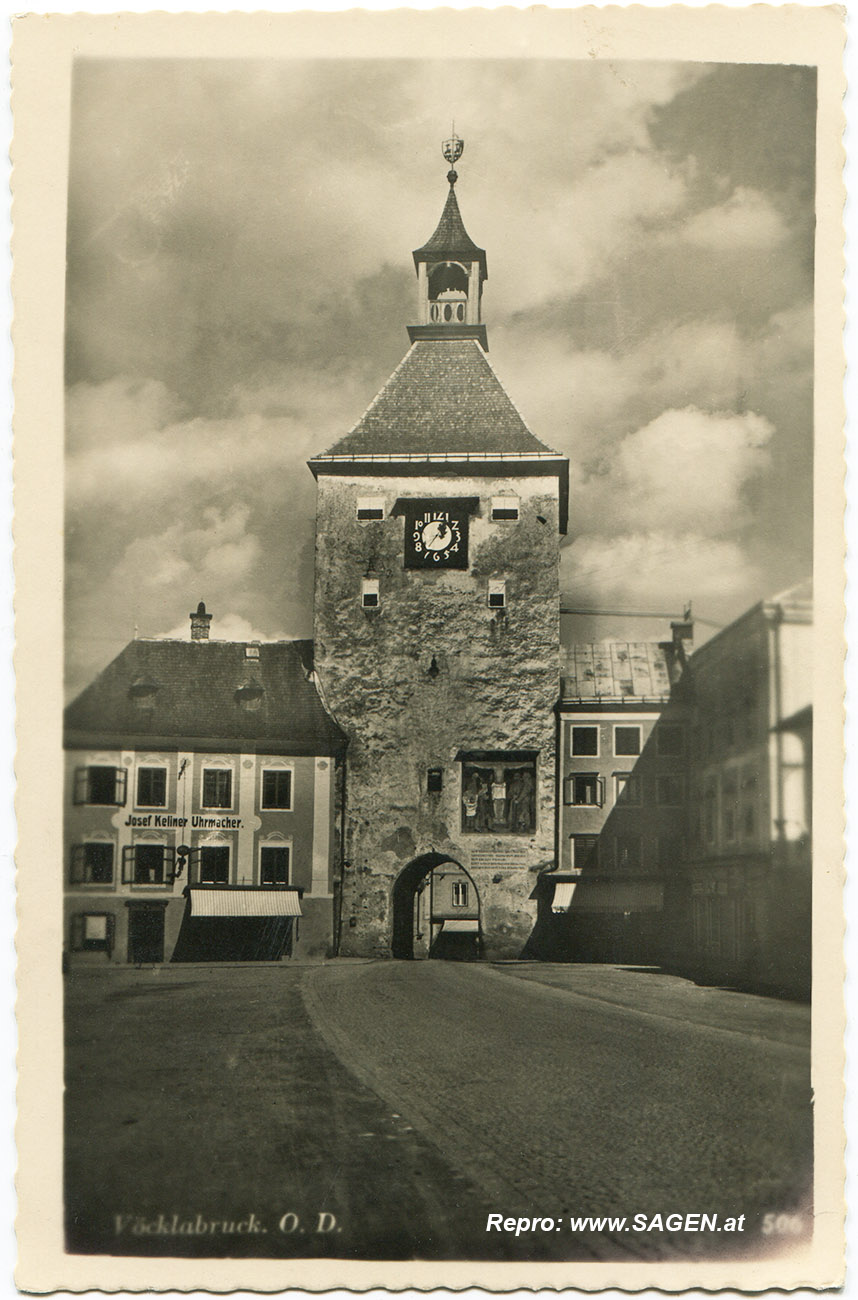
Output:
left=312, top=340, right=558, bottom=460
left=64, top=638, right=346, bottom=755
left=560, top=642, right=676, bottom=704
left=412, top=185, right=487, bottom=280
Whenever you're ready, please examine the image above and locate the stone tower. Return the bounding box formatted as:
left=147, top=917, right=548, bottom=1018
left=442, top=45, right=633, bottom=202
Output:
left=309, top=136, right=569, bottom=959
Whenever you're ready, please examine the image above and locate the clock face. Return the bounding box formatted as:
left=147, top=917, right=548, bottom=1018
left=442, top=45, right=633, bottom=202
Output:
left=404, top=504, right=469, bottom=569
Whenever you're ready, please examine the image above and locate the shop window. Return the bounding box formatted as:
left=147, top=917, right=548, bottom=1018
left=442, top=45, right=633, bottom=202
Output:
left=460, top=753, right=537, bottom=834
left=199, top=845, right=230, bottom=885
left=70, top=912, right=115, bottom=954
left=260, top=845, right=290, bottom=885
left=452, top=880, right=469, bottom=907
left=614, top=726, right=641, bottom=757
left=571, top=726, right=599, bottom=757
left=356, top=496, right=385, bottom=521
left=564, top=773, right=604, bottom=806
left=491, top=496, right=519, bottom=522
left=202, top=767, right=232, bottom=809
left=427, top=768, right=443, bottom=794
left=615, top=772, right=641, bottom=805
left=616, top=835, right=642, bottom=870
left=656, top=774, right=684, bottom=805
left=361, top=577, right=379, bottom=609
left=487, top=579, right=506, bottom=609
left=70, top=842, right=115, bottom=886
left=657, top=725, right=684, bottom=756
left=122, top=844, right=175, bottom=887
left=571, top=835, right=598, bottom=872
left=73, top=765, right=127, bottom=807
left=261, top=768, right=292, bottom=810
left=136, top=766, right=167, bottom=808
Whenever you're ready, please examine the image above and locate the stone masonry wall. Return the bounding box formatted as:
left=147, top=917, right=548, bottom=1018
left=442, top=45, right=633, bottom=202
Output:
left=313, top=472, right=561, bottom=958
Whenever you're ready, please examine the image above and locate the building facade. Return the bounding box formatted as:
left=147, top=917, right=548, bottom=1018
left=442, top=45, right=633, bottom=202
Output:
left=675, top=580, right=813, bottom=996
left=309, top=139, right=569, bottom=959
left=63, top=607, right=346, bottom=964
left=543, top=628, right=690, bottom=962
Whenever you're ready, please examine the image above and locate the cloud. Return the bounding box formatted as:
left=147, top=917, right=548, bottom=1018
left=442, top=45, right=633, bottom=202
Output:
left=157, top=611, right=289, bottom=643
left=576, top=406, right=773, bottom=536
left=680, top=187, right=789, bottom=251
left=562, top=531, right=762, bottom=610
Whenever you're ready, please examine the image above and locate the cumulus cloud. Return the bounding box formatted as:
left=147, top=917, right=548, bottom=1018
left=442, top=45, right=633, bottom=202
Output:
left=563, top=531, right=762, bottom=610
left=680, top=186, right=789, bottom=251
left=577, top=406, right=773, bottom=536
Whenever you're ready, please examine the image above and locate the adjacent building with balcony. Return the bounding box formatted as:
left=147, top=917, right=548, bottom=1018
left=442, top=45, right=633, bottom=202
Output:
left=63, top=605, right=346, bottom=965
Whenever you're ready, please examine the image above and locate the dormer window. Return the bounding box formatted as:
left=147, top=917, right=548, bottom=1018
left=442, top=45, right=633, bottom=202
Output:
left=235, top=682, right=264, bottom=711
left=245, top=643, right=260, bottom=660
left=128, top=677, right=159, bottom=709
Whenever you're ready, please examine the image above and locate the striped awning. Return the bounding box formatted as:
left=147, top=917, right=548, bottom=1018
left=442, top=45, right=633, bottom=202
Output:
left=551, top=881, right=577, bottom=913
left=441, top=918, right=480, bottom=933
left=189, top=888, right=302, bottom=918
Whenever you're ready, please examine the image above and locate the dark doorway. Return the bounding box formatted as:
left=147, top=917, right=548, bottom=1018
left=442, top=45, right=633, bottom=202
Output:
left=127, top=905, right=165, bottom=964
left=391, top=853, right=481, bottom=960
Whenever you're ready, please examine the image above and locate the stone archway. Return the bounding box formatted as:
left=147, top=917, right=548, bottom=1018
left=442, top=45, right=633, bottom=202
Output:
left=391, top=852, right=482, bottom=960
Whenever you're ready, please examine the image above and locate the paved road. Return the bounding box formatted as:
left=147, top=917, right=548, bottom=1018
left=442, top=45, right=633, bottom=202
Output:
left=303, top=961, right=812, bottom=1260
left=64, top=960, right=811, bottom=1263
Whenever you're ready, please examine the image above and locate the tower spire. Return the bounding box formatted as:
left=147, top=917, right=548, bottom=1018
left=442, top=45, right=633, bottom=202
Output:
left=410, top=131, right=488, bottom=349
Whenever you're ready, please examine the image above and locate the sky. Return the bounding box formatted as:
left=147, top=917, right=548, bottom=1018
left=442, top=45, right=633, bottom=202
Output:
left=64, top=58, right=816, bottom=700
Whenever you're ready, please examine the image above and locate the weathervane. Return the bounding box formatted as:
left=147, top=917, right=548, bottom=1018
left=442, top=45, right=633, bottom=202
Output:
left=442, top=123, right=464, bottom=185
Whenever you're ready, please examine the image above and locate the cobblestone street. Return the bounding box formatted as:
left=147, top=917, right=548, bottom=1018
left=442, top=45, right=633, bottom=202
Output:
left=65, top=961, right=811, bottom=1261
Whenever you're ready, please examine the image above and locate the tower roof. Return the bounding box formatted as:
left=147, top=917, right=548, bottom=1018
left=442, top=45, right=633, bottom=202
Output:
left=311, top=339, right=556, bottom=459
left=412, top=184, right=487, bottom=281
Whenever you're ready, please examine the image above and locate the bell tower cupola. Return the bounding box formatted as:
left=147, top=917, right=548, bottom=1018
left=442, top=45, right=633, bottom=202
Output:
left=408, top=131, right=488, bottom=351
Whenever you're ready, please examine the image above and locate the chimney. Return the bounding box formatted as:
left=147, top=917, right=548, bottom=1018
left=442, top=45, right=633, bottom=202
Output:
left=190, top=601, right=212, bottom=641
left=670, top=618, right=694, bottom=662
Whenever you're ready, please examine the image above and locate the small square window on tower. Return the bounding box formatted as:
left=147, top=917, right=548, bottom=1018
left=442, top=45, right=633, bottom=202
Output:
left=487, top=579, right=506, bottom=609
left=491, top=496, right=519, bottom=521
left=427, top=768, right=443, bottom=794
left=361, top=577, right=380, bottom=608
left=356, top=496, right=385, bottom=522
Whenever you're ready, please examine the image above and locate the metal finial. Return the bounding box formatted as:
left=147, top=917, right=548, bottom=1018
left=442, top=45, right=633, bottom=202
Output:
left=442, top=128, right=464, bottom=184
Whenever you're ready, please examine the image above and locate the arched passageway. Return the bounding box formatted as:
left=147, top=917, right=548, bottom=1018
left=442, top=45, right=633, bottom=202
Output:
left=391, top=852, right=482, bottom=960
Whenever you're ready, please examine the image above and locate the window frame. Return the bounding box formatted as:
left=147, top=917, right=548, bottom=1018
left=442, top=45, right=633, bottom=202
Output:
left=614, top=771, right=642, bottom=806
left=487, top=579, right=506, bottom=609
left=615, top=834, right=643, bottom=871
left=201, top=766, right=234, bottom=810
left=122, top=843, right=175, bottom=888
left=490, top=495, right=520, bottom=522
left=356, top=496, right=385, bottom=522
left=70, top=911, right=115, bottom=954
left=260, top=766, right=293, bottom=811
left=570, top=725, right=599, bottom=758
left=198, top=843, right=231, bottom=885
left=570, top=834, right=599, bottom=872
left=451, top=880, right=469, bottom=908
left=613, top=725, right=642, bottom=757
left=73, top=765, right=127, bottom=807
left=136, top=764, right=167, bottom=809
left=361, top=577, right=380, bottom=609
left=70, top=840, right=116, bottom=888
left=259, top=843, right=291, bottom=886
left=564, top=772, right=605, bottom=807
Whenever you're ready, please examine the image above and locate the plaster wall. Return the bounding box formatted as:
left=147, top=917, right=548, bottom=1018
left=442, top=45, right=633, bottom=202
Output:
left=313, top=472, right=561, bottom=958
